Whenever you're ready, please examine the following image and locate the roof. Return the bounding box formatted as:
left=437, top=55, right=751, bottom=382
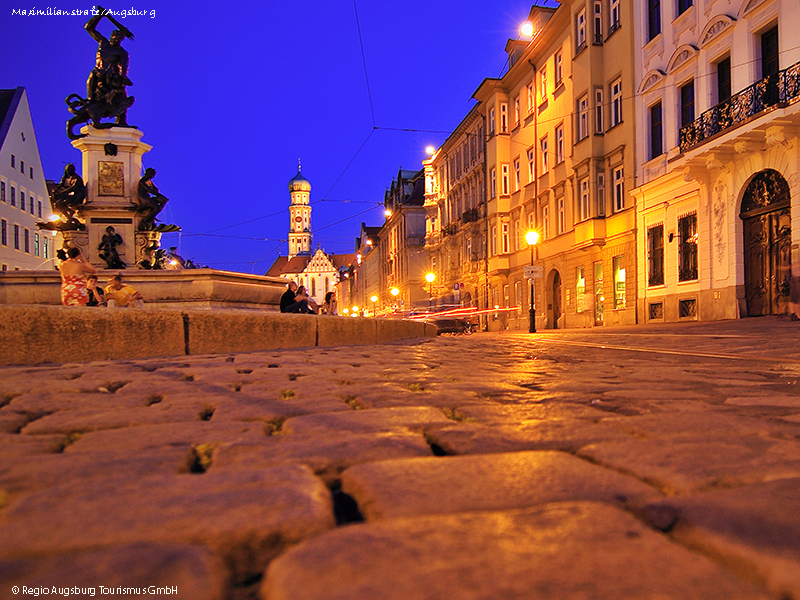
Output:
left=0, top=88, right=24, bottom=151
left=266, top=252, right=356, bottom=277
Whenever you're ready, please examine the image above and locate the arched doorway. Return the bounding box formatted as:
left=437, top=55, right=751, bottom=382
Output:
left=551, top=270, right=562, bottom=329
left=740, top=169, right=792, bottom=316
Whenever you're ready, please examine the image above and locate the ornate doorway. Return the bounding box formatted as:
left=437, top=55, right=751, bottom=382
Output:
left=740, top=170, right=792, bottom=316
left=551, top=270, right=562, bottom=328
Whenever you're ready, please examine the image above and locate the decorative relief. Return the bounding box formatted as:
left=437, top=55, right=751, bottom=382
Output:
left=713, top=182, right=728, bottom=266
left=765, top=126, right=792, bottom=149
left=98, top=161, right=124, bottom=196
left=738, top=0, right=769, bottom=18
left=667, top=45, right=699, bottom=74
left=700, top=15, right=736, bottom=47
left=638, top=69, right=666, bottom=94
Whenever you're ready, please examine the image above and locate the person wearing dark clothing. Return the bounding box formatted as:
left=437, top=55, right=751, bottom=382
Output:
left=280, top=281, right=310, bottom=314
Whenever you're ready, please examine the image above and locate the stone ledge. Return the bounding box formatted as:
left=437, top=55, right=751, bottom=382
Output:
left=0, top=305, right=437, bottom=366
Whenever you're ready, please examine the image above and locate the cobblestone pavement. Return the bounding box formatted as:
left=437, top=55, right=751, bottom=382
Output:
left=2, top=316, right=800, bottom=600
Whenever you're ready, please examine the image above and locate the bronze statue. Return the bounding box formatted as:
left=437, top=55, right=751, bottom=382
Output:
left=135, top=168, right=169, bottom=229
left=66, top=6, right=135, bottom=140
left=98, top=225, right=126, bottom=268
left=50, top=164, right=87, bottom=224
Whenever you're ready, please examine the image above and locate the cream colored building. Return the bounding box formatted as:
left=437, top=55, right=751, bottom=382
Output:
left=423, top=106, right=487, bottom=322
left=632, top=0, right=800, bottom=322
left=0, top=88, right=57, bottom=271
left=472, top=1, right=638, bottom=331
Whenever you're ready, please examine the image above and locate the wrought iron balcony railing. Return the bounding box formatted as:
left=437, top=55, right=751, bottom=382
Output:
left=679, top=60, right=800, bottom=153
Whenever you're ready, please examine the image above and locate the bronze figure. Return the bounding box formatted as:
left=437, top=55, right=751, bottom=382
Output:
left=66, top=6, right=136, bottom=140
left=98, top=225, right=126, bottom=269
left=50, top=164, right=87, bottom=224
left=135, top=168, right=169, bottom=229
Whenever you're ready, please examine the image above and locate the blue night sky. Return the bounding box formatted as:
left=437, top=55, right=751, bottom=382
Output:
left=2, top=1, right=556, bottom=272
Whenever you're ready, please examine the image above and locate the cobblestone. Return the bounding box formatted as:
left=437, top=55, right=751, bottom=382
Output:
left=1, top=317, right=799, bottom=599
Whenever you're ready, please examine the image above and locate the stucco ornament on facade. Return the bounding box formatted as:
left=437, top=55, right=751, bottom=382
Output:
left=699, top=16, right=736, bottom=48
left=712, top=182, right=728, bottom=269
left=667, top=45, right=699, bottom=74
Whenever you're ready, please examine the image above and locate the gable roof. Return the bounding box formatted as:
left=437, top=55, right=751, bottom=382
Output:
left=0, top=88, right=24, bottom=151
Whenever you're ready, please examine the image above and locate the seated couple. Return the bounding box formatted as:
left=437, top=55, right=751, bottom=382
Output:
left=280, top=281, right=319, bottom=314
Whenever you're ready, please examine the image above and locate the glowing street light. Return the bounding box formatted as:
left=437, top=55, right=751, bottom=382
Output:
left=425, top=272, right=435, bottom=309
left=520, top=21, right=534, bottom=37
left=385, top=209, right=392, bottom=218
left=370, top=295, right=378, bottom=316
left=526, top=230, right=540, bottom=333
left=342, top=308, right=350, bottom=315
left=390, top=287, right=400, bottom=297
left=425, top=145, right=436, bottom=156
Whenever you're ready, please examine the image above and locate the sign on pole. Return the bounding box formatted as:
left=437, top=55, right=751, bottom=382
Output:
left=524, top=265, right=543, bottom=279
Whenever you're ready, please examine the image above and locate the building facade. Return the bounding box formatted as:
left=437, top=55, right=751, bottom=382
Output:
left=423, top=105, right=488, bottom=323
left=0, top=88, right=56, bottom=271
left=472, top=0, right=638, bottom=332
left=632, top=0, right=800, bottom=322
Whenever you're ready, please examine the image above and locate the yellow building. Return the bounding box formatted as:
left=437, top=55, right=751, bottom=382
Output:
left=423, top=105, right=487, bottom=323
left=632, top=0, right=800, bottom=322
left=473, top=1, right=638, bottom=331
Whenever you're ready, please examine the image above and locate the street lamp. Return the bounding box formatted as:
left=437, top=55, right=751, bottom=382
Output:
left=525, top=230, right=540, bottom=333
left=425, top=273, right=435, bottom=310
left=370, top=295, right=378, bottom=316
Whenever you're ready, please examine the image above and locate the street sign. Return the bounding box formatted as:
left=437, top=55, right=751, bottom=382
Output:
left=524, top=265, right=543, bottom=279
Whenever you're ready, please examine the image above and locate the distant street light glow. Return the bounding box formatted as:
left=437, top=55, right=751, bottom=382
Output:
left=521, top=21, right=534, bottom=37
left=425, top=145, right=436, bottom=156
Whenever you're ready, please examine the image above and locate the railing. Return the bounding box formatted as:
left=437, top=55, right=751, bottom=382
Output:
left=680, top=60, right=800, bottom=153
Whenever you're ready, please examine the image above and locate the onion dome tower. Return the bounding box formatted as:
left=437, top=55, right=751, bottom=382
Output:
left=288, top=160, right=312, bottom=258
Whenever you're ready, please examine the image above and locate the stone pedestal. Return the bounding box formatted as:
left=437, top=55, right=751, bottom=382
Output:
left=70, top=125, right=158, bottom=268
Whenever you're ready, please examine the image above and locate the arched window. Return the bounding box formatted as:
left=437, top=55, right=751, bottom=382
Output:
left=311, top=278, right=316, bottom=296
left=325, top=277, right=329, bottom=293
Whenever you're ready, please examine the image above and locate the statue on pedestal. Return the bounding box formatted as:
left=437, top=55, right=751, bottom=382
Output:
left=66, top=6, right=135, bottom=140
left=98, top=225, right=126, bottom=268
left=50, top=164, right=87, bottom=226
left=135, top=168, right=169, bottom=229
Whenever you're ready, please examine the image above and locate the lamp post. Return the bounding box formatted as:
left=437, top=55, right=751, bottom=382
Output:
left=370, top=295, right=378, bottom=317
left=525, top=230, right=540, bottom=333
left=390, top=287, right=400, bottom=313
left=425, top=273, right=435, bottom=310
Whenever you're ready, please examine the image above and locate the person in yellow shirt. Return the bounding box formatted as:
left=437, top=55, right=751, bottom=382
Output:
left=104, top=273, right=144, bottom=308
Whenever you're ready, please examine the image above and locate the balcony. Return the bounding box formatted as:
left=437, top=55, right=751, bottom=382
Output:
left=573, top=218, right=606, bottom=249
left=679, top=60, right=800, bottom=153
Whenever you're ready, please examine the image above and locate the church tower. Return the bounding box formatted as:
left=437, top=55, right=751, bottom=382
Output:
left=287, top=161, right=312, bottom=258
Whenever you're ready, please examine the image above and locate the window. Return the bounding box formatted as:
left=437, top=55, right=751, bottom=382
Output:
left=578, top=96, right=589, bottom=140
left=1, top=181, right=4, bottom=202
left=491, top=225, right=498, bottom=255
left=555, top=125, right=564, bottom=163
left=20, top=191, right=25, bottom=212
left=527, top=82, right=535, bottom=113
left=514, top=97, right=520, bottom=127
left=501, top=164, right=510, bottom=196
left=717, top=56, right=731, bottom=103
left=10, top=155, right=15, bottom=168
left=680, top=80, right=695, bottom=129
left=648, top=0, right=661, bottom=41
left=555, top=51, right=563, bottom=86
left=576, top=266, right=586, bottom=313
left=678, top=0, right=693, bottom=15
left=37, top=200, right=42, bottom=218
left=489, top=107, right=496, bottom=135
left=501, top=222, right=510, bottom=254
left=43, top=237, right=49, bottom=259
left=34, top=232, right=40, bottom=257
left=14, top=225, right=19, bottom=250
left=576, top=8, right=587, bottom=51
left=761, top=25, right=779, bottom=78
left=513, top=158, right=521, bottom=191
left=29, top=167, right=33, bottom=180
left=1, top=220, right=6, bottom=246
left=527, top=148, right=535, bottom=181
left=541, top=137, right=549, bottom=173
left=579, top=178, right=591, bottom=221
left=610, top=0, right=620, bottom=32
left=597, top=172, right=606, bottom=216
left=557, top=197, right=566, bottom=235
left=595, top=88, right=604, bottom=133
left=611, top=79, right=623, bottom=126
left=515, top=281, right=523, bottom=315
left=593, top=1, right=603, bottom=44
left=612, top=166, right=624, bottom=212
left=29, top=194, right=34, bottom=214
left=650, top=102, right=663, bottom=159
left=500, top=103, right=508, bottom=133
left=541, top=68, right=548, bottom=100
left=490, top=168, right=497, bottom=198
left=542, top=205, right=551, bottom=240
left=594, top=261, right=604, bottom=325
left=10, top=186, right=15, bottom=207
left=647, top=224, right=665, bottom=286
left=613, top=255, right=626, bottom=309
left=678, top=212, right=698, bottom=281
